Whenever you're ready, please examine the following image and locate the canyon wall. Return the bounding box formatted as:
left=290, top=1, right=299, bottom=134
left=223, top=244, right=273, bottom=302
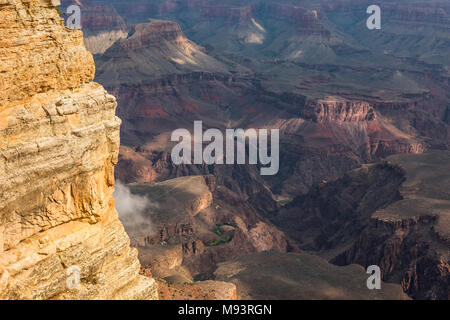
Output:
left=0, top=0, right=157, bottom=299
left=59, top=1, right=129, bottom=54
left=275, top=152, right=450, bottom=300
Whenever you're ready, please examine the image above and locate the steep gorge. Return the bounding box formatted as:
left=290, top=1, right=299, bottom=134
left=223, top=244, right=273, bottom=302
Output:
left=275, top=151, right=450, bottom=300
left=84, top=4, right=441, bottom=201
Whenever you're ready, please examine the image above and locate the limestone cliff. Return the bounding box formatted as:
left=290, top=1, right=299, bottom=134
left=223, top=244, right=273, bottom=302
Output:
left=0, top=0, right=157, bottom=299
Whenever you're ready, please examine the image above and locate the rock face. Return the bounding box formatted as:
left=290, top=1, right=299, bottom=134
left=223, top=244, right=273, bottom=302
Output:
left=59, top=0, right=129, bottom=54
left=120, top=176, right=295, bottom=281
left=88, top=2, right=446, bottom=201
left=274, top=162, right=406, bottom=253
left=332, top=152, right=450, bottom=300
left=275, top=151, right=450, bottom=300
left=0, top=0, right=157, bottom=299
left=95, top=19, right=230, bottom=85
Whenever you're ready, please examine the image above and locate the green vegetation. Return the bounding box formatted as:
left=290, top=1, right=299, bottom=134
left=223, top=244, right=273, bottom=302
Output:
left=206, top=223, right=235, bottom=247
left=277, top=199, right=292, bottom=206
left=206, top=234, right=231, bottom=247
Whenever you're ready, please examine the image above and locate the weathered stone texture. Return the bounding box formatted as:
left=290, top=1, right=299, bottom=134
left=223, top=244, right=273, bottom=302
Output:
left=0, top=0, right=157, bottom=299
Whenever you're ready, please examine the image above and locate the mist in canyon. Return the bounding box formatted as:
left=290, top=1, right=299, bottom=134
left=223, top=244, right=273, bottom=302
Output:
left=114, top=181, right=157, bottom=237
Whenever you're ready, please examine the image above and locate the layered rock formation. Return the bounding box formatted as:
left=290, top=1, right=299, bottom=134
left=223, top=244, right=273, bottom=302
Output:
left=275, top=151, right=450, bottom=300
left=120, top=176, right=294, bottom=281
left=60, top=0, right=128, bottom=54
left=54, top=0, right=449, bottom=300
left=332, top=152, right=450, bottom=300
left=88, top=2, right=445, bottom=200
left=118, top=175, right=411, bottom=300
left=95, top=19, right=230, bottom=85
left=0, top=0, right=157, bottom=299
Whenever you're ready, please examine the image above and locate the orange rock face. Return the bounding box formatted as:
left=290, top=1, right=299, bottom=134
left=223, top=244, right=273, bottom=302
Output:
left=0, top=0, right=95, bottom=109
left=0, top=0, right=157, bottom=299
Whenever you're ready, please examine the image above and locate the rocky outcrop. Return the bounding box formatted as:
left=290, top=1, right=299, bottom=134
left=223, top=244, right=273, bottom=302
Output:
left=274, top=162, right=406, bottom=252
left=263, top=2, right=328, bottom=37
left=275, top=151, right=450, bottom=300
left=124, top=20, right=193, bottom=50
left=331, top=152, right=450, bottom=300
left=119, top=176, right=295, bottom=281
left=0, top=0, right=157, bottom=299
left=308, top=98, right=376, bottom=123
left=0, top=0, right=93, bottom=108
left=60, top=0, right=128, bottom=54
left=95, top=19, right=230, bottom=86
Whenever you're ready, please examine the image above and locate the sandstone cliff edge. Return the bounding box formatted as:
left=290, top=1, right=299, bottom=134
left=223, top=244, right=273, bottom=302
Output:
left=0, top=0, right=158, bottom=299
